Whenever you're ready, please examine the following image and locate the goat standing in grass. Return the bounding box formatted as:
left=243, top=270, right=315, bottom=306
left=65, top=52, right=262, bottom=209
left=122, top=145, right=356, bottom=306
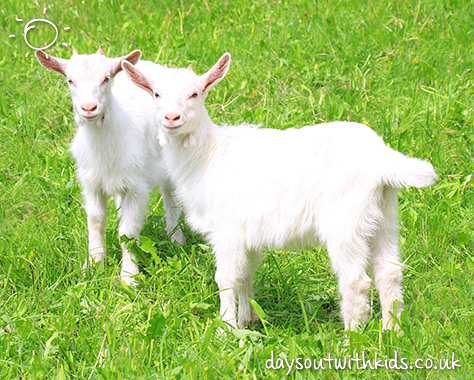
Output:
left=35, top=46, right=184, bottom=285
left=122, top=53, right=436, bottom=330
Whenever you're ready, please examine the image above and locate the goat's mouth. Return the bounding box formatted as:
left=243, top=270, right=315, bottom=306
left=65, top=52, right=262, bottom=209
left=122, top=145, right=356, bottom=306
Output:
left=163, top=121, right=187, bottom=131
left=78, top=109, right=104, bottom=121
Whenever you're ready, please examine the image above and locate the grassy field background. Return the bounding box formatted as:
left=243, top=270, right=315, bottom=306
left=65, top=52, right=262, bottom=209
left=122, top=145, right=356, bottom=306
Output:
left=1, top=0, right=473, bottom=378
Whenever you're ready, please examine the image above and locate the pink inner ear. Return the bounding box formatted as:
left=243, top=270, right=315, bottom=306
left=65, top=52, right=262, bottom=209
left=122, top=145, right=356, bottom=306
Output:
left=204, top=70, right=223, bottom=92
left=124, top=63, right=153, bottom=95
left=203, top=79, right=213, bottom=93
left=37, top=51, right=67, bottom=76
left=203, top=55, right=230, bottom=92
left=127, top=50, right=141, bottom=65
left=113, top=51, right=141, bottom=75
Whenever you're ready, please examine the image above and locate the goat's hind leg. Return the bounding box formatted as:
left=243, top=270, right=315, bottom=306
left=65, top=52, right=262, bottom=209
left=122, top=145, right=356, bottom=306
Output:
left=371, top=187, right=404, bottom=330
left=329, top=240, right=373, bottom=331
left=324, top=210, right=374, bottom=330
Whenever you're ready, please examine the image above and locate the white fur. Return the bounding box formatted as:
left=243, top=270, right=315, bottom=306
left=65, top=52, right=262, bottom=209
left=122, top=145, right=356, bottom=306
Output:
left=122, top=53, right=437, bottom=329
left=35, top=48, right=184, bottom=286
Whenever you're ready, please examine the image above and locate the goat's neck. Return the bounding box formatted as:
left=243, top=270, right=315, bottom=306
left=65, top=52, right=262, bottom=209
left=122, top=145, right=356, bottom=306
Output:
left=165, top=111, right=216, bottom=179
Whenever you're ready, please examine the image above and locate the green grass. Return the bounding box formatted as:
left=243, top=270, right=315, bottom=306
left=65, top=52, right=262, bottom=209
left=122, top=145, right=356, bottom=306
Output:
left=1, top=0, right=473, bottom=378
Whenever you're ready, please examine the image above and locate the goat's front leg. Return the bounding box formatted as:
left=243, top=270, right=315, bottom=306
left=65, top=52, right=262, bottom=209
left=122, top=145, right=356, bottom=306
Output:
left=238, top=251, right=262, bottom=328
left=117, top=190, right=150, bottom=286
left=83, top=186, right=107, bottom=269
left=160, top=179, right=185, bottom=245
left=213, top=241, right=253, bottom=330
left=214, top=256, right=238, bottom=329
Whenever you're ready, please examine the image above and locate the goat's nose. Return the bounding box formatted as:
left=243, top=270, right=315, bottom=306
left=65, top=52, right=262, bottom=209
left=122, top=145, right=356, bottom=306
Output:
left=164, top=113, right=181, bottom=123
left=81, top=102, right=98, bottom=112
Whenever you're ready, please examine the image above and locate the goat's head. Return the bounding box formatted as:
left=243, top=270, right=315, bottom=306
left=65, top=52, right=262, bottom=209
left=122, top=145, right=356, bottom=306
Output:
left=35, top=46, right=141, bottom=123
left=122, top=53, right=231, bottom=141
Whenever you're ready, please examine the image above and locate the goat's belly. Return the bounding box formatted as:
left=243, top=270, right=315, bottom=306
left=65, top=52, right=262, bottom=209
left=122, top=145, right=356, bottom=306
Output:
left=248, top=216, right=322, bottom=251
left=77, top=168, right=141, bottom=196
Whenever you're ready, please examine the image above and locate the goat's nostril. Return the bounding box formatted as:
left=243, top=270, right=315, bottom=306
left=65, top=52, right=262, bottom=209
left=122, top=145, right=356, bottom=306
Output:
left=165, top=113, right=181, bottom=123
left=81, top=102, right=98, bottom=112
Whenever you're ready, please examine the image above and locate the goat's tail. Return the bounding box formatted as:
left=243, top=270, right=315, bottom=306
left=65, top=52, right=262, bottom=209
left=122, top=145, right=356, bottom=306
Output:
left=383, top=150, right=437, bottom=189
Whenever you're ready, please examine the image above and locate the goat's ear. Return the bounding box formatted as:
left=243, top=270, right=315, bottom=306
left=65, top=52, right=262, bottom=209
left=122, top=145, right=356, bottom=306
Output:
left=111, top=50, right=142, bottom=76
left=35, top=50, right=68, bottom=77
left=122, top=60, right=154, bottom=96
left=201, top=52, right=231, bottom=94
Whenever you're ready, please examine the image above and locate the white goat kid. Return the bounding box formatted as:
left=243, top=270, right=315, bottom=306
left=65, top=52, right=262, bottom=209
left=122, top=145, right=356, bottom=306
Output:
left=122, top=53, right=437, bottom=330
left=35, top=46, right=184, bottom=285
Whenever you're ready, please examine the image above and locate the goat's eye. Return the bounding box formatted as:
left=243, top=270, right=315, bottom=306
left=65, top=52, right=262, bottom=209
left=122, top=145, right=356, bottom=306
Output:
left=67, top=79, right=73, bottom=85
left=154, top=92, right=160, bottom=98
left=191, top=92, right=198, bottom=99
left=103, top=76, right=110, bottom=83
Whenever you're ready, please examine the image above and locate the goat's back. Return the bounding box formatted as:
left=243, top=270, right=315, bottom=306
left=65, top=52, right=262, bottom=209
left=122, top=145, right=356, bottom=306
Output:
left=171, top=121, right=435, bottom=247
